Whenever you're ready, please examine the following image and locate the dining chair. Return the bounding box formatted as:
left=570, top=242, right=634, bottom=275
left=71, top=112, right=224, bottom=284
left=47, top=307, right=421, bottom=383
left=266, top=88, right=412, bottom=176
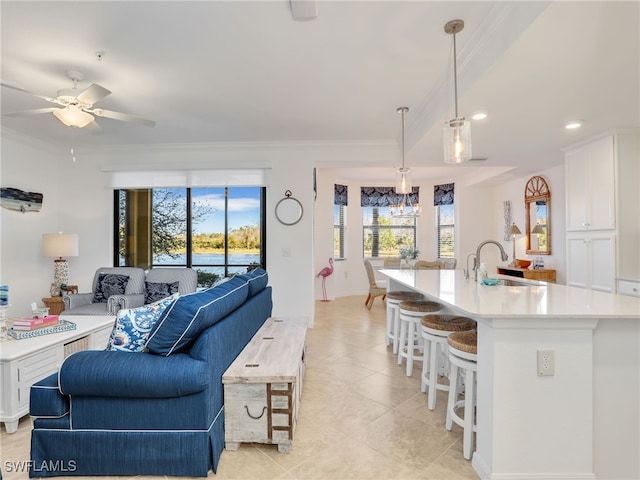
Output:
left=438, top=258, right=457, bottom=270
left=413, top=260, right=443, bottom=270
left=383, top=257, right=402, bottom=269
left=363, top=259, right=387, bottom=309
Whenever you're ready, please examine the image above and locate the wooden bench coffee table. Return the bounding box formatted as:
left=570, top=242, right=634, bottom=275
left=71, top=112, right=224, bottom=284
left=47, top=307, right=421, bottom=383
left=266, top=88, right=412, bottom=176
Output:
left=223, top=316, right=307, bottom=453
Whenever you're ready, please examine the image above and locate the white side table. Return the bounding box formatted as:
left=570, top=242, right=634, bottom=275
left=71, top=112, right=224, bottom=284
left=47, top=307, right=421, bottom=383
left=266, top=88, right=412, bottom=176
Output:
left=0, top=315, right=114, bottom=433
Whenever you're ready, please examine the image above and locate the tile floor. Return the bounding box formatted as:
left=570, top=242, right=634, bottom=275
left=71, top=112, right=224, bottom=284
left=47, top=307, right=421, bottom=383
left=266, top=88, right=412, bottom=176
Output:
left=0, top=296, right=479, bottom=479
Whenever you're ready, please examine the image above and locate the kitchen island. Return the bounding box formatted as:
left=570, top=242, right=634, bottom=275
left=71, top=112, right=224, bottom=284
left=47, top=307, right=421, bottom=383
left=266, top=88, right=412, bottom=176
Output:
left=380, top=268, right=640, bottom=480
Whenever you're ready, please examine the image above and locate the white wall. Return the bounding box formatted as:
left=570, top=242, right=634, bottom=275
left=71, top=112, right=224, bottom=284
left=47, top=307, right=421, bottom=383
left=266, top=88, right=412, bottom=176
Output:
left=1, top=133, right=397, bottom=324
left=312, top=164, right=567, bottom=300
left=0, top=131, right=67, bottom=316
left=491, top=165, right=566, bottom=283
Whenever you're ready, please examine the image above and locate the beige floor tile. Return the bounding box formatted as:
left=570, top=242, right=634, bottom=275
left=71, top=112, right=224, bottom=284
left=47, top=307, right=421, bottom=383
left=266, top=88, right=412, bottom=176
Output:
left=0, top=295, right=478, bottom=480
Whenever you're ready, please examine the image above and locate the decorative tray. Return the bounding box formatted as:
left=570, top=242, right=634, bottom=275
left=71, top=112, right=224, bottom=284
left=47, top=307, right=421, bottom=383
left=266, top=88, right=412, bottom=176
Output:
left=8, top=320, right=76, bottom=340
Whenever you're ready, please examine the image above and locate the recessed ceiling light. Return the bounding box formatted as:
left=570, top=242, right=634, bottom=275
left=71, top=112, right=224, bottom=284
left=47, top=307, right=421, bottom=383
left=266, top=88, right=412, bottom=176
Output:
left=565, top=120, right=583, bottom=130
left=471, top=111, right=488, bottom=120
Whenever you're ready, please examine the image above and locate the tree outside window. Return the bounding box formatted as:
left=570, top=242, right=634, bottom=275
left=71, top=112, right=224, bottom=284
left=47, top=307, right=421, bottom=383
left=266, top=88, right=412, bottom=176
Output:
left=115, top=186, right=265, bottom=288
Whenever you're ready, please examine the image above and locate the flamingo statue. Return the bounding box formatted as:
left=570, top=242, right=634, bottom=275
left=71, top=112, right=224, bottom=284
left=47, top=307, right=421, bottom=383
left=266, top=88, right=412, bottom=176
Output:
left=316, top=258, right=334, bottom=302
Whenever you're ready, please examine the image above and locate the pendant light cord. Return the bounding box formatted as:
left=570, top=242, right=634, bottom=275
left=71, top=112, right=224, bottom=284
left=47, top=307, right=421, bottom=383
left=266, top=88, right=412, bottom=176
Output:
left=453, top=29, right=459, bottom=119
left=401, top=108, right=405, bottom=169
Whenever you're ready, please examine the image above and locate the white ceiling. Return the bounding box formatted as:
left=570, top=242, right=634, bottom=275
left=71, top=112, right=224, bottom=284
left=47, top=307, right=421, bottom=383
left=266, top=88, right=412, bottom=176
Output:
left=1, top=1, right=638, bottom=184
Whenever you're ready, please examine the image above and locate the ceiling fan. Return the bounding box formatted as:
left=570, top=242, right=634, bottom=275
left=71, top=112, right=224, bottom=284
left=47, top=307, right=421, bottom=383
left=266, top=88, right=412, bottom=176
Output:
left=1, top=69, right=155, bottom=128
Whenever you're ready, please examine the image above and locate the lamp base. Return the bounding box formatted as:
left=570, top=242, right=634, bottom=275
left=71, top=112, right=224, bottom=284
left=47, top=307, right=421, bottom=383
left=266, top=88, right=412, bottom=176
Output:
left=53, top=258, right=69, bottom=292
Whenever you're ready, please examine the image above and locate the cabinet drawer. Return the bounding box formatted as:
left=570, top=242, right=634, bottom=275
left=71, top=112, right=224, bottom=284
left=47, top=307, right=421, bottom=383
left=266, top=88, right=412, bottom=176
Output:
left=18, top=347, right=63, bottom=409
left=618, top=280, right=640, bottom=297
left=90, top=325, right=113, bottom=350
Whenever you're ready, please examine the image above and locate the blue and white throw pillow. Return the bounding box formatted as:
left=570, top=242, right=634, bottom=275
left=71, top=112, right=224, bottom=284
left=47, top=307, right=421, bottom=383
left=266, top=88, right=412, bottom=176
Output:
left=93, top=273, right=130, bottom=303
left=107, top=293, right=179, bottom=352
left=145, top=281, right=179, bottom=304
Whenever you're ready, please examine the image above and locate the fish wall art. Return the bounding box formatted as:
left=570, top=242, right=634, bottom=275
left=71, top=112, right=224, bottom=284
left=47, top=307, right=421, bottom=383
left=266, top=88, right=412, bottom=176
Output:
left=1, top=187, right=43, bottom=213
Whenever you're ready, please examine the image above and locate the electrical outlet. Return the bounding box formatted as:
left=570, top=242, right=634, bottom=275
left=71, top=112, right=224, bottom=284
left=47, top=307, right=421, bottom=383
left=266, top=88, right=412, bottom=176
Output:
left=537, top=349, right=555, bottom=376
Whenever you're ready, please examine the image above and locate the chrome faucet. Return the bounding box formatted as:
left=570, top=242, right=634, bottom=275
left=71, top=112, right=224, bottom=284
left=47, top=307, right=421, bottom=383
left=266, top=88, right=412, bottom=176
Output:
left=475, top=240, right=509, bottom=282
left=464, top=253, right=476, bottom=279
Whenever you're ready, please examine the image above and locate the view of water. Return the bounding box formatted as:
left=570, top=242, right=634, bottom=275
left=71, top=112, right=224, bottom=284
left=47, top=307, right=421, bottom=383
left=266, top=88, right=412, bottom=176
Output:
left=154, top=253, right=260, bottom=266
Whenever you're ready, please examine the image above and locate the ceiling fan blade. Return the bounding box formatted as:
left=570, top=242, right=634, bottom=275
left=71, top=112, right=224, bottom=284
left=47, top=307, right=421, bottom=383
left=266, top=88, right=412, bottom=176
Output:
left=1, top=81, right=58, bottom=104
left=89, top=108, right=156, bottom=127
left=76, top=83, right=111, bottom=106
left=3, top=107, right=60, bottom=117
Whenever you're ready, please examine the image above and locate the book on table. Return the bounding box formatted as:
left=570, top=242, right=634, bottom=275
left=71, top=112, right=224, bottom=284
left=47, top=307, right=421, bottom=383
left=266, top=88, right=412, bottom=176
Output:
left=9, top=315, right=61, bottom=331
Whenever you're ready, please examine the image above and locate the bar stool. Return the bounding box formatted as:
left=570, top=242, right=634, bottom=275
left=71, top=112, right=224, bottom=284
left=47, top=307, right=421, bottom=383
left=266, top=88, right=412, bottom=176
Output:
left=397, top=300, right=443, bottom=376
left=421, top=315, right=476, bottom=410
left=445, top=331, right=478, bottom=460
left=385, top=291, right=423, bottom=354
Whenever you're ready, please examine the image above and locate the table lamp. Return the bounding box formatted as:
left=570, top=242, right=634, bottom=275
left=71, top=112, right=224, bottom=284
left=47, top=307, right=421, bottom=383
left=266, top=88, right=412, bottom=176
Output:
left=43, top=233, right=79, bottom=293
left=509, top=223, right=521, bottom=266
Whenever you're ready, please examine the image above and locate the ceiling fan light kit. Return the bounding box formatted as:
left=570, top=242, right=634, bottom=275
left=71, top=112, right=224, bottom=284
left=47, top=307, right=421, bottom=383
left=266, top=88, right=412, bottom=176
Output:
left=443, top=19, right=472, bottom=164
left=1, top=69, right=155, bottom=129
left=52, top=105, right=94, bottom=128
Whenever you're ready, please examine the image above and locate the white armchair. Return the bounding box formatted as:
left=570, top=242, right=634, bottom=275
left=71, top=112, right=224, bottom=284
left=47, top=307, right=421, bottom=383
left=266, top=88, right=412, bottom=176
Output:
left=124, top=267, right=199, bottom=309
left=63, top=267, right=146, bottom=315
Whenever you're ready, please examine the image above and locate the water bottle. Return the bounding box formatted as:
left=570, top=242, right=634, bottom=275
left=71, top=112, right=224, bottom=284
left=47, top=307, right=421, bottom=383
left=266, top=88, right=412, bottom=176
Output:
left=477, top=263, right=487, bottom=283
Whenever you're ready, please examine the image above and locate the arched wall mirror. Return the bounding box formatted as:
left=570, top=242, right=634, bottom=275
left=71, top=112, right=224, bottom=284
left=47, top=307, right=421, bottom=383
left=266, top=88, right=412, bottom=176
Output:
left=525, top=176, right=551, bottom=255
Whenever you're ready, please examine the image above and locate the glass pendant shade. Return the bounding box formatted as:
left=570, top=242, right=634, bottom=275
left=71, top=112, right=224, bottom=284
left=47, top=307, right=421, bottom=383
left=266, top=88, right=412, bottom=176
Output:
left=53, top=105, right=94, bottom=128
left=395, top=167, right=412, bottom=194
left=443, top=117, right=472, bottom=164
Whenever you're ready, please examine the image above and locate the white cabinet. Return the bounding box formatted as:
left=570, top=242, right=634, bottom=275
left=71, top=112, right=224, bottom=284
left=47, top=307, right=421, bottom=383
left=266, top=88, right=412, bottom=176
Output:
left=566, top=233, right=616, bottom=292
left=564, top=129, right=640, bottom=291
left=0, top=317, right=114, bottom=433
left=565, top=135, right=615, bottom=231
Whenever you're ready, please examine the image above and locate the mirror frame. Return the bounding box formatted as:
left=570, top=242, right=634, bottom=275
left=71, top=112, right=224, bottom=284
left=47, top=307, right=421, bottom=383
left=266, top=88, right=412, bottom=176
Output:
left=275, top=190, right=303, bottom=226
left=525, top=175, right=551, bottom=255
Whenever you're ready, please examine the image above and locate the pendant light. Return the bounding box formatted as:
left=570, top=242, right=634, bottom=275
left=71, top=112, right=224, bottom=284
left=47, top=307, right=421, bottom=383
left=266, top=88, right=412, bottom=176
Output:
left=395, top=106, right=411, bottom=194
left=443, top=19, right=472, bottom=164
left=390, top=106, right=421, bottom=218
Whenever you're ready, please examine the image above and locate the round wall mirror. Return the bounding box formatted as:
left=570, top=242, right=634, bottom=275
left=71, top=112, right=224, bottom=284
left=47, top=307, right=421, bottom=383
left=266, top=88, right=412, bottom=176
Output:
left=525, top=176, right=551, bottom=255
left=275, top=191, right=303, bottom=226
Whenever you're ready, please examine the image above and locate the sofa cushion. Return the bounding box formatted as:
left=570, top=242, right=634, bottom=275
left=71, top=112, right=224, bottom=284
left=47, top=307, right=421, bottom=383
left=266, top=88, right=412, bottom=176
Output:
left=107, top=293, right=179, bottom=352
left=146, top=276, right=249, bottom=356
left=144, top=281, right=179, bottom=304
left=92, top=273, right=129, bottom=303
left=237, top=268, right=269, bottom=297
left=30, top=373, right=69, bottom=418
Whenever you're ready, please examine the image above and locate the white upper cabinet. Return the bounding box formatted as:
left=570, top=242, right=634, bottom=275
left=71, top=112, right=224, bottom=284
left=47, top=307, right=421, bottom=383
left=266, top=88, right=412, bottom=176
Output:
left=565, top=134, right=615, bottom=231
left=564, top=129, right=640, bottom=288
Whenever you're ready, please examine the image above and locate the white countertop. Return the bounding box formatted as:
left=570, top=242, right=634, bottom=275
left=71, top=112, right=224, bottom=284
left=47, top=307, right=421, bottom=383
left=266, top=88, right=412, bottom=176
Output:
left=380, top=269, right=640, bottom=319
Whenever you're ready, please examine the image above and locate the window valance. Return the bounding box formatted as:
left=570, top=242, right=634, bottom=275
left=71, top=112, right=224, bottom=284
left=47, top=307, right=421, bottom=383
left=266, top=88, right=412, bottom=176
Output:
left=361, top=186, right=419, bottom=207
left=108, top=169, right=270, bottom=189
left=334, top=184, right=348, bottom=206
left=434, top=183, right=455, bottom=206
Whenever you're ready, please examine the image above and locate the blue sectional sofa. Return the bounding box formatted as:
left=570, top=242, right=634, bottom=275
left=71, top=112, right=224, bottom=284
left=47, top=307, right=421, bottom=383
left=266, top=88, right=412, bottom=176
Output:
left=29, top=269, right=272, bottom=477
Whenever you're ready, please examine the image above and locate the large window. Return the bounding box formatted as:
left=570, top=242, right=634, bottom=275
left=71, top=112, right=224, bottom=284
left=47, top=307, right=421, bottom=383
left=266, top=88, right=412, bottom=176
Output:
left=362, top=207, right=416, bottom=257
left=434, top=183, right=455, bottom=258
left=333, top=204, right=346, bottom=259
left=437, top=204, right=455, bottom=258
left=361, top=186, right=418, bottom=258
left=115, top=186, right=265, bottom=287
left=334, top=183, right=348, bottom=260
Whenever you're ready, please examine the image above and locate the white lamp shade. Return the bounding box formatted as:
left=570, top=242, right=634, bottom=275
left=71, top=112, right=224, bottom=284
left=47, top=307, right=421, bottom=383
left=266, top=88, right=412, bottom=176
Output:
left=443, top=118, right=472, bottom=163
left=53, top=106, right=94, bottom=128
left=395, top=168, right=412, bottom=194
left=43, top=233, right=79, bottom=258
